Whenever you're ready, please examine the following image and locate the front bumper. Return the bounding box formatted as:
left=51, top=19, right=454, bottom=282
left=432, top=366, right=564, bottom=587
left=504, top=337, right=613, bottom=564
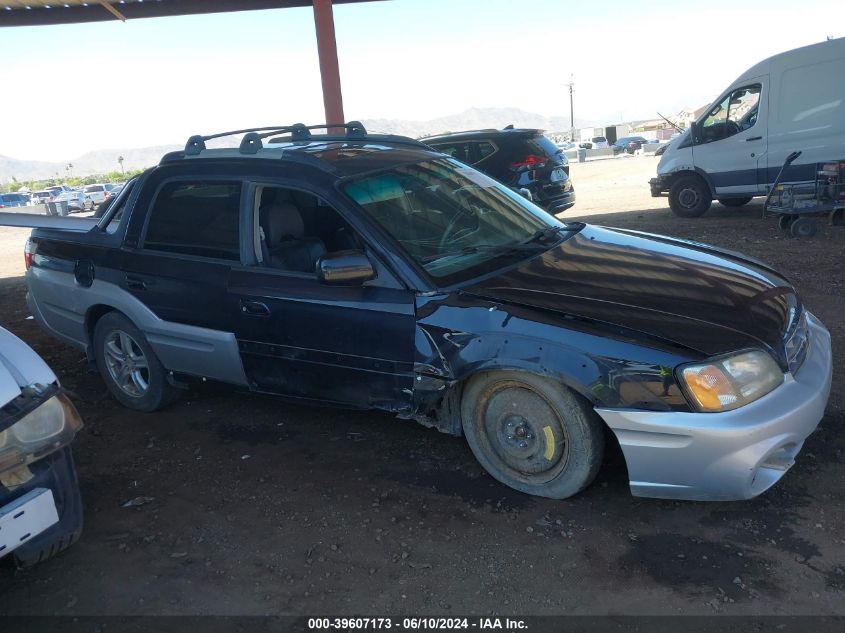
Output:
left=596, top=312, right=833, bottom=501
left=649, top=176, right=668, bottom=197
left=1, top=446, right=83, bottom=564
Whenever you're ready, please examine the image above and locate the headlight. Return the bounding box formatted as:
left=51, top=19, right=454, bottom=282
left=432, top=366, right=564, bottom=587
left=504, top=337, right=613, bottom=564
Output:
left=0, top=393, right=82, bottom=475
left=678, top=350, right=784, bottom=412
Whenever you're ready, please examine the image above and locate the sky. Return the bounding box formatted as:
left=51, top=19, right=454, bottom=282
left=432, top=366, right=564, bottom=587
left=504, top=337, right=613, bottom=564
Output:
left=1, top=0, right=841, bottom=162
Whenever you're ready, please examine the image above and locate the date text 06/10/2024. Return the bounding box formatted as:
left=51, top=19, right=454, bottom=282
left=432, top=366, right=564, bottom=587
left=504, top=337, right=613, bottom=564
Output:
left=307, top=617, right=528, bottom=630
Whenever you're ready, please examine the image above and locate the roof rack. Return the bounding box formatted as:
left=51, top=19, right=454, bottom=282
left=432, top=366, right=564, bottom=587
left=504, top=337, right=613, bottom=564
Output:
left=183, top=121, right=430, bottom=156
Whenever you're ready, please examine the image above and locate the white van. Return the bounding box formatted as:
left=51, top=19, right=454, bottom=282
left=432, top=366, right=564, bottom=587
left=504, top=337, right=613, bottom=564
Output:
left=650, top=37, right=845, bottom=217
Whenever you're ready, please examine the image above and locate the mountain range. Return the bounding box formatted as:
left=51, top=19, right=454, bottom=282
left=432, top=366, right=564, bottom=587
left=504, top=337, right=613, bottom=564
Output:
left=1, top=107, right=594, bottom=184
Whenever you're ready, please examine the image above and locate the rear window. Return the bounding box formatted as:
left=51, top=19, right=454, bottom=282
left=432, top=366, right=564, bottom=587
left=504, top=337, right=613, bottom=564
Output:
left=591, top=136, right=607, bottom=143
left=530, top=135, right=563, bottom=158
left=143, top=180, right=242, bottom=260
left=84, top=185, right=104, bottom=193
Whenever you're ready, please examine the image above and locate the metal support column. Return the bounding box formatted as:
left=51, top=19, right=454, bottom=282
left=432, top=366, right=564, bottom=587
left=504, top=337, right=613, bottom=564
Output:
left=312, top=0, right=345, bottom=129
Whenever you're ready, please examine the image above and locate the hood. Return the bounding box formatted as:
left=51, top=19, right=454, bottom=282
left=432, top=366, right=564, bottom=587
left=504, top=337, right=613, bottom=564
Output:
left=0, top=326, right=57, bottom=408
left=463, top=225, right=797, bottom=360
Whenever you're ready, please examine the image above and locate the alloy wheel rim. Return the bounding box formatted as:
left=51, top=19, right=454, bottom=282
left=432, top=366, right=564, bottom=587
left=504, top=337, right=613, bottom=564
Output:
left=104, top=330, right=150, bottom=398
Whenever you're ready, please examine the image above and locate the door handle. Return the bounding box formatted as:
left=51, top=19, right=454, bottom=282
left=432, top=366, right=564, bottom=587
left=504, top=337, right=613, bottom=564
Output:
left=125, top=275, right=149, bottom=290
left=240, top=299, right=271, bottom=317
left=746, top=136, right=762, bottom=142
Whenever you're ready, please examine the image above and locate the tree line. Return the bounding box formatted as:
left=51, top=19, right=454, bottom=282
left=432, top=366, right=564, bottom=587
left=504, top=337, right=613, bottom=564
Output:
left=3, top=168, right=146, bottom=193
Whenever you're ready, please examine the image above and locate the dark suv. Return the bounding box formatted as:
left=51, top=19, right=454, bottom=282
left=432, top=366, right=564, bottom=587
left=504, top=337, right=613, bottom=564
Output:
left=6, top=122, right=832, bottom=502
left=421, top=127, right=575, bottom=213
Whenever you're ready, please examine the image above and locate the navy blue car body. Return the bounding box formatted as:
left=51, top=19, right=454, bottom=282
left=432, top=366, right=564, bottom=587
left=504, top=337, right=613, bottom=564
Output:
left=11, top=123, right=831, bottom=501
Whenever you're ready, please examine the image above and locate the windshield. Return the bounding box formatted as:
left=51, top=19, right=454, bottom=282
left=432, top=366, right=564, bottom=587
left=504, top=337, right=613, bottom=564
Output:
left=343, top=158, right=575, bottom=286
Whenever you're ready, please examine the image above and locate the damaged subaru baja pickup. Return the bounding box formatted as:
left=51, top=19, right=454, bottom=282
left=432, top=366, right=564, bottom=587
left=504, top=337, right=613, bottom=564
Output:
left=1, top=123, right=832, bottom=501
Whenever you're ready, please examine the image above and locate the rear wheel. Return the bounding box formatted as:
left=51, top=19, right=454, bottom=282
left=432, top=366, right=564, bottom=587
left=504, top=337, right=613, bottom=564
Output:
left=93, top=312, right=180, bottom=412
left=719, top=197, right=753, bottom=208
left=669, top=175, right=712, bottom=217
left=461, top=371, right=604, bottom=499
left=790, top=217, right=818, bottom=238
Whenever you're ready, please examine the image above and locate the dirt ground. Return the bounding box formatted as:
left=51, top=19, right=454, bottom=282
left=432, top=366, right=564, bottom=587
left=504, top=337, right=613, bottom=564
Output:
left=0, top=155, right=842, bottom=617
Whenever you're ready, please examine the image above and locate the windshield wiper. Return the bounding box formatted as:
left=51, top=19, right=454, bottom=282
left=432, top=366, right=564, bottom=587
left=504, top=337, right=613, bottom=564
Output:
left=420, top=224, right=584, bottom=264
left=521, top=223, right=583, bottom=245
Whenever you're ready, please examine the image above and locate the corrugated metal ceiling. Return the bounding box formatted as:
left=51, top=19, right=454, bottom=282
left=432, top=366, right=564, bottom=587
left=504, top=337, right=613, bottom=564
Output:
left=1, top=0, right=380, bottom=26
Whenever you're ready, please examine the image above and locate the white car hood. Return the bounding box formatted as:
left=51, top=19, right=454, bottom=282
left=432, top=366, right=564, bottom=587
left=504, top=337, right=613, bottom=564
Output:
left=0, top=326, right=56, bottom=408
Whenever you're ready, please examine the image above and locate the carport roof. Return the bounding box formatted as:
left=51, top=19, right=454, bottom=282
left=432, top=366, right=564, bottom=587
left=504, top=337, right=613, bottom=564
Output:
left=0, top=0, right=379, bottom=26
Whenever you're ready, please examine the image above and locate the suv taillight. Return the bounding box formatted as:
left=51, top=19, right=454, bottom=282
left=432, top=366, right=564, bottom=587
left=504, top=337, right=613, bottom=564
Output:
left=510, top=154, right=547, bottom=170
left=24, top=238, right=36, bottom=270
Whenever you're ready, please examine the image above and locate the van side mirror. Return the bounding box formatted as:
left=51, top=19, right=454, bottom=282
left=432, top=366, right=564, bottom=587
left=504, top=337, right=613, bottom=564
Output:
left=317, top=250, right=375, bottom=284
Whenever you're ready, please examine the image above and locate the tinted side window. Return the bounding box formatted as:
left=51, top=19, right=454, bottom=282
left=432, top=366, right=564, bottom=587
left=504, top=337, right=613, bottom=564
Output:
left=474, top=141, right=497, bottom=162
left=144, top=180, right=242, bottom=260
left=432, top=143, right=471, bottom=163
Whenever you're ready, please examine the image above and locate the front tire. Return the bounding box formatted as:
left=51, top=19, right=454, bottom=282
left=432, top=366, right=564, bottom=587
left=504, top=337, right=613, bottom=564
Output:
left=93, top=312, right=179, bottom=412
left=461, top=371, right=604, bottom=499
left=669, top=175, right=712, bottom=217
left=719, top=197, right=753, bottom=208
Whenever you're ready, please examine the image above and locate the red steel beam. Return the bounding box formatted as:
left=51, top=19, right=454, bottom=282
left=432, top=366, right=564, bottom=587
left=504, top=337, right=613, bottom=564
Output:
left=312, top=0, right=346, bottom=130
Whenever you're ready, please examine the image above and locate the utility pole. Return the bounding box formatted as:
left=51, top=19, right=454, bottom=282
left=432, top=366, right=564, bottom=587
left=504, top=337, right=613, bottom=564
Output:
left=566, top=75, right=575, bottom=142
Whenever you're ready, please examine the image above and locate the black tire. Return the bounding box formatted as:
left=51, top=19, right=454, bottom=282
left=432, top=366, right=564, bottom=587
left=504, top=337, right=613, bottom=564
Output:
left=14, top=528, right=82, bottom=568
left=778, top=215, right=796, bottom=231
left=93, top=312, right=180, bottom=412
left=460, top=371, right=604, bottom=499
left=790, top=217, right=818, bottom=238
left=719, top=197, right=753, bottom=208
left=669, top=175, right=712, bottom=217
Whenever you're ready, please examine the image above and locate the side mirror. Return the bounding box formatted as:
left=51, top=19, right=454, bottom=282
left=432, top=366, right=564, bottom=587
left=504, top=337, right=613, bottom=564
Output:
left=317, top=250, right=375, bottom=285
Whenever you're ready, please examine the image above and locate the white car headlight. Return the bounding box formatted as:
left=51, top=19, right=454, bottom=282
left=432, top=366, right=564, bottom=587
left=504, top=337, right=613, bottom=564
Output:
left=0, top=392, right=83, bottom=474
left=678, top=350, right=784, bottom=412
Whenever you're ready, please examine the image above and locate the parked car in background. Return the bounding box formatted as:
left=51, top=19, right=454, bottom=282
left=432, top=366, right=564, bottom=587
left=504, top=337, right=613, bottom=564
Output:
left=101, top=183, right=124, bottom=207
left=30, top=191, right=53, bottom=204
left=0, top=325, right=84, bottom=566
left=590, top=136, right=609, bottom=149
left=612, top=136, right=649, bottom=155
left=422, top=126, right=576, bottom=213
left=45, top=185, right=70, bottom=198
left=81, top=184, right=110, bottom=205
left=0, top=193, right=30, bottom=208
left=52, top=190, right=92, bottom=212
